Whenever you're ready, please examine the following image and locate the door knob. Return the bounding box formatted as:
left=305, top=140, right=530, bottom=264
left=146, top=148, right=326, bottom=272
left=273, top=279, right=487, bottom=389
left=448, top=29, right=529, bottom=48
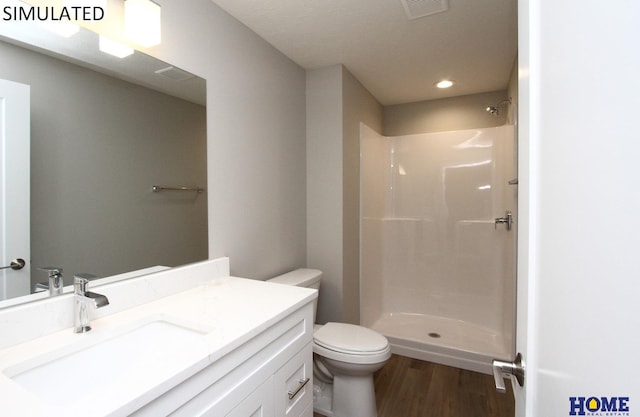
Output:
left=492, top=353, right=524, bottom=393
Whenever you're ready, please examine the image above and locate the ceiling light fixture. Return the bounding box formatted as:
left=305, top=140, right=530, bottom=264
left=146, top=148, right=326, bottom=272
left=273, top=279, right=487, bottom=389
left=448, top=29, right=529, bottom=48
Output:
left=125, top=0, right=161, bottom=48
left=435, top=80, right=454, bottom=89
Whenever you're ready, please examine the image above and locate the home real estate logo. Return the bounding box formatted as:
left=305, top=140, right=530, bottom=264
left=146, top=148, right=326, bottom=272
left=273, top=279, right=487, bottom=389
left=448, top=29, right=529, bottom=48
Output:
left=570, top=396, right=630, bottom=416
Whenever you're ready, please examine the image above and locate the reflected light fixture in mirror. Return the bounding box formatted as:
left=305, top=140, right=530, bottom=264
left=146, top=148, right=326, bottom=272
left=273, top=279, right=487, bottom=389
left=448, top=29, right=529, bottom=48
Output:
left=38, top=21, right=79, bottom=37
left=64, top=0, right=107, bottom=7
left=99, top=35, right=134, bottom=58
left=61, top=0, right=106, bottom=37
left=125, top=0, right=161, bottom=48
left=38, top=0, right=101, bottom=42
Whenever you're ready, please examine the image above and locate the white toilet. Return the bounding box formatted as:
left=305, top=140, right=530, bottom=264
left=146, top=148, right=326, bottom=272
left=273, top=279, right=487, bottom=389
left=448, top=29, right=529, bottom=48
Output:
left=268, top=269, right=390, bottom=417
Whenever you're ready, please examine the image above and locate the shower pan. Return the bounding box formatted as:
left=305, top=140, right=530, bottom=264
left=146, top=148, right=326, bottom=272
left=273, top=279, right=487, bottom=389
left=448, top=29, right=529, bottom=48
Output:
left=360, top=124, right=517, bottom=374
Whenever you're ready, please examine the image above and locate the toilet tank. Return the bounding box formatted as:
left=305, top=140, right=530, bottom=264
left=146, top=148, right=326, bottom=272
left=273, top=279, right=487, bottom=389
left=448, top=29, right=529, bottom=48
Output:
left=268, top=269, right=321, bottom=321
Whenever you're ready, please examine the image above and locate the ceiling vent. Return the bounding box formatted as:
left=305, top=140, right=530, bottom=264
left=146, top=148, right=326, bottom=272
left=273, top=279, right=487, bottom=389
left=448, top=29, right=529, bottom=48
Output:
left=154, top=66, right=195, bottom=81
left=400, top=0, right=449, bottom=20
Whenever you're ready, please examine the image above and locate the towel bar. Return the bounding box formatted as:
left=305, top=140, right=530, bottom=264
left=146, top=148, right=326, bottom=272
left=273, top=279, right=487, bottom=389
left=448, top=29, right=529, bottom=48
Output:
left=152, top=186, right=205, bottom=193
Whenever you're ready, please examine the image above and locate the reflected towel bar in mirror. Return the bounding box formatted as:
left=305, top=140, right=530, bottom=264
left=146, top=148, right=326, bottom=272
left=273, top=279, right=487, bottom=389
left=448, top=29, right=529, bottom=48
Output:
left=152, top=186, right=205, bottom=193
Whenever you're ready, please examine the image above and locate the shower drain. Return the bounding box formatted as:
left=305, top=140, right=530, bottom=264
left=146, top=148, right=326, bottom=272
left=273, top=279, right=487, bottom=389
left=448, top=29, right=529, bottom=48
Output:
left=428, top=332, right=441, bottom=338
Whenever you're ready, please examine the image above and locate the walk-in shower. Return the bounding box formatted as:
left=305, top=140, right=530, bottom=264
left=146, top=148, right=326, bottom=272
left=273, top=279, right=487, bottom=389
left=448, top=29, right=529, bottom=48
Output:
left=360, top=124, right=516, bottom=374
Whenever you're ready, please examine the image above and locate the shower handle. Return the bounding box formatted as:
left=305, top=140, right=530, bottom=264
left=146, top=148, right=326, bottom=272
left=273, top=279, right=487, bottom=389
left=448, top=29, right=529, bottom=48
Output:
left=492, top=353, right=525, bottom=393
left=494, top=210, right=513, bottom=231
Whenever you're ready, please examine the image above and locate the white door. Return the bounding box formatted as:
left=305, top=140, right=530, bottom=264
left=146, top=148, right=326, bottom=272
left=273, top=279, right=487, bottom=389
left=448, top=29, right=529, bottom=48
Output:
left=509, top=1, right=640, bottom=416
left=0, top=78, right=30, bottom=301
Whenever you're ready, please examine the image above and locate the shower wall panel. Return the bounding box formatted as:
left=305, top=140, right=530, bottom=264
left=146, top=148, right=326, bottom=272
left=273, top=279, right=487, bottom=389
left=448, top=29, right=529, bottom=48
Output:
left=361, top=125, right=515, bottom=345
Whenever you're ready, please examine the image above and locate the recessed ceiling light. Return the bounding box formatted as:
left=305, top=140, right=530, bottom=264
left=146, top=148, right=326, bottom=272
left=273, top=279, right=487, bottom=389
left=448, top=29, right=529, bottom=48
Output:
left=435, top=80, right=454, bottom=89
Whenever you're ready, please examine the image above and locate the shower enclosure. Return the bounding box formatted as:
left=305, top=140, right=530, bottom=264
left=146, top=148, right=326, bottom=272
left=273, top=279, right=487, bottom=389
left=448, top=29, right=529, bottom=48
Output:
left=360, top=124, right=516, bottom=374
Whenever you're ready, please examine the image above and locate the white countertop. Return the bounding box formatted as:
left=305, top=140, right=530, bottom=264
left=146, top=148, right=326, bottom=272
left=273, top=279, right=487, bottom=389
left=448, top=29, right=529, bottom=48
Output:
left=0, top=275, right=316, bottom=417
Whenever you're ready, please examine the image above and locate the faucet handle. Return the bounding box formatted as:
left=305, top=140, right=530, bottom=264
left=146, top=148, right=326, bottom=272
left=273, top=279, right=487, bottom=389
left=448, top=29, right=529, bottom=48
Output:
left=74, top=273, right=98, bottom=281
left=39, top=266, right=64, bottom=296
left=38, top=266, right=63, bottom=277
left=73, top=274, right=109, bottom=333
left=74, top=275, right=88, bottom=295
left=73, top=273, right=99, bottom=295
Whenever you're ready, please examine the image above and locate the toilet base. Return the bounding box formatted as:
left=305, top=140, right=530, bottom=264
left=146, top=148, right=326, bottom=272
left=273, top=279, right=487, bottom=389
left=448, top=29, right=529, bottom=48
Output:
left=312, top=375, right=378, bottom=417
left=313, top=382, right=334, bottom=416
left=333, top=373, right=377, bottom=417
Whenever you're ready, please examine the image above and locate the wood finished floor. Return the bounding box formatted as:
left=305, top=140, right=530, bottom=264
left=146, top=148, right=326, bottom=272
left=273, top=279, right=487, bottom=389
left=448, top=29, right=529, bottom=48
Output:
left=314, top=354, right=514, bottom=417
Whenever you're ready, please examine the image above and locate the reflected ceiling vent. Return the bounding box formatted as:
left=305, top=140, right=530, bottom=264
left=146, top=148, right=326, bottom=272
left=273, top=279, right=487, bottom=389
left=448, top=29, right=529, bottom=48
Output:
left=154, top=66, right=195, bottom=81
left=400, top=0, right=449, bottom=20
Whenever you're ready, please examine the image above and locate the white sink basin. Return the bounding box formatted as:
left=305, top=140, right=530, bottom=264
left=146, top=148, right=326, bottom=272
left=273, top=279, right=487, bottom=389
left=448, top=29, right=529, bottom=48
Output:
left=4, top=317, right=206, bottom=405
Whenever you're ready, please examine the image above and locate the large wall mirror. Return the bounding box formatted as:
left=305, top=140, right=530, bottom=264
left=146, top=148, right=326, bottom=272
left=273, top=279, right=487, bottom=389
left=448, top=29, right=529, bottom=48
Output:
left=0, top=21, right=208, bottom=308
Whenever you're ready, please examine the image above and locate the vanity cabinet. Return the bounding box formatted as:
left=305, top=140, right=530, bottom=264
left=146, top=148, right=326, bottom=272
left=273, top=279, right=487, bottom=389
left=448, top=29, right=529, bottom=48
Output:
left=225, top=377, right=274, bottom=416
left=131, top=303, right=314, bottom=417
left=225, top=344, right=312, bottom=417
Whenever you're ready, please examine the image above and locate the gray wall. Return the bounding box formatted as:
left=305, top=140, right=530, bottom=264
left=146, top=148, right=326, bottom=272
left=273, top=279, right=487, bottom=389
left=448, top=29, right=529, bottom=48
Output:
left=0, top=40, right=208, bottom=288
left=342, top=67, right=383, bottom=324
left=148, top=0, right=307, bottom=279
left=306, top=65, right=382, bottom=324
left=306, top=66, right=345, bottom=323
left=383, top=90, right=509, bottom=136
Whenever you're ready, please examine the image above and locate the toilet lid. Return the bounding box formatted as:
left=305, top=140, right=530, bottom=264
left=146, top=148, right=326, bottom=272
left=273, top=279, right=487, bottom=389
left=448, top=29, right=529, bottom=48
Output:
left=314, top=322, right=389, bottom=354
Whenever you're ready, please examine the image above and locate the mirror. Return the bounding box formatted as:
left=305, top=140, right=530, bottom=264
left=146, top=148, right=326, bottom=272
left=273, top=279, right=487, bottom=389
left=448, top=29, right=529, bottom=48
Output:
left=0, top=21, right=208, bottom=308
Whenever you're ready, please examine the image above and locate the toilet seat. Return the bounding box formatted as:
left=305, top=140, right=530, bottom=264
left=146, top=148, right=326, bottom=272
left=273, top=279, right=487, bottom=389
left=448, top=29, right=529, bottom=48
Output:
left=315, top=322, right=389, bottom=354
left=313, top=322, right=391, bottom=364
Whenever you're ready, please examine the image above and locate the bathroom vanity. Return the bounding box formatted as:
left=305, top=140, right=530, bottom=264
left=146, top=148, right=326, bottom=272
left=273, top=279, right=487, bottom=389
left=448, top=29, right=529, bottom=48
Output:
left=0, top=258, right=316, bottom=416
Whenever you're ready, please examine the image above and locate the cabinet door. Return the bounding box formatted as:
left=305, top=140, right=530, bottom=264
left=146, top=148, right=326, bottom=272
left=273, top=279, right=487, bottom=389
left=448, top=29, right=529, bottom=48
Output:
left=225, top=376, right=275, bottom=417
left=274, top=343, right=313, bottom=417
left=299, top=401, right=313, bottom=417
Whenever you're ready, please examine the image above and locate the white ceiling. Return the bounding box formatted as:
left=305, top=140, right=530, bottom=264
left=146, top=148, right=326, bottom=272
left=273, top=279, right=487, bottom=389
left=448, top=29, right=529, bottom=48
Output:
left=208, top=0, right=517, bottom=105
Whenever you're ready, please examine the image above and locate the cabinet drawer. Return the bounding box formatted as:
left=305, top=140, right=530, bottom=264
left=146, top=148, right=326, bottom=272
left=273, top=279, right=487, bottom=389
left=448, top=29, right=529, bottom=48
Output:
left=274, top=342, right=313, bottom=417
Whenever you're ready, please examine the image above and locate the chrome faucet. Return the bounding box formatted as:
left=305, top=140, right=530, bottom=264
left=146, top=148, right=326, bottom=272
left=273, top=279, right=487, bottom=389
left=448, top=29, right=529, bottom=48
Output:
left=36, top=266, right=64, bottom=296
left=73, top=274, right=109, bottom=333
